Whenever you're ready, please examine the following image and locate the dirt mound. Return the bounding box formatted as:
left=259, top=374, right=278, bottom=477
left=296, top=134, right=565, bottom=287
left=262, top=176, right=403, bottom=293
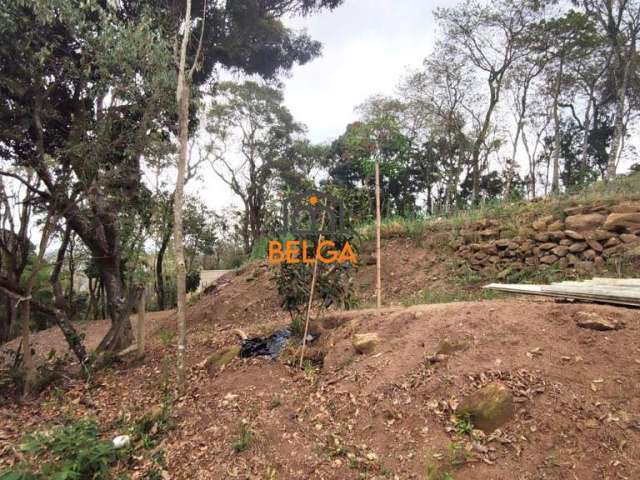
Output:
left=3, top=297, right=638, bottom=479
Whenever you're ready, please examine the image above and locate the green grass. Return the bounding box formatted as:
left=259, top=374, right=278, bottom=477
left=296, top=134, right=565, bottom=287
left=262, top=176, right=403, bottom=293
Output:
left=401, top=288, right=504, bottom=307
left=357, top=172, right=640, bottom=243
left=232, top=423, right=252, bottom=453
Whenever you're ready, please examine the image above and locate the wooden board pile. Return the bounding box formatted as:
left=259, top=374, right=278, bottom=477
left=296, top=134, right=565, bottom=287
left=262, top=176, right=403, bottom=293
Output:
left=485, top=277, right=640, bottom=307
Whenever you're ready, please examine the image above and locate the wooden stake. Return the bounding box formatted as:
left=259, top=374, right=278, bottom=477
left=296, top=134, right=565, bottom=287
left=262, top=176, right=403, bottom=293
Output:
left=375, top=157, right=382, bottom=309
left=137, top=289, right=146, bottom=358
left=299, top=204, right=326, bottom=369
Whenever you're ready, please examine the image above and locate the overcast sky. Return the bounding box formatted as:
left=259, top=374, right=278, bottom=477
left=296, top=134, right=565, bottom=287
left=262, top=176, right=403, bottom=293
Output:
left=190, top=0, right=458, bottom=209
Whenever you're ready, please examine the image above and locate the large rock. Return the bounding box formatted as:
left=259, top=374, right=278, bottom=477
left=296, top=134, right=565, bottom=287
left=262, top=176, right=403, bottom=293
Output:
left=548, top=220, right=564, bottom=232
left=603, top=213, right=640, bottom=232
left=605, top=237, right=621, bottom=248
left=575, top=312, right=622, bottom=331
left=611, top=202, right=640, bottom=214
left=565, top=213, right=606, bottom=231
left=457, top=383, right=514, bottom=433
left=539, top=242, right=556, bottom=251
left=585, top=229, right=615, bottom=241
left=352, top=333, right=381, bottom=354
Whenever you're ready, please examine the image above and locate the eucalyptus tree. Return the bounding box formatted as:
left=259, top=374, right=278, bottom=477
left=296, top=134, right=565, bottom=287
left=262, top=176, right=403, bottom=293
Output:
left=580, top=0, right=640, bottom=177
left=435, top=0, right=532, bottom=203
left=205, top=81, right=304, bottom=253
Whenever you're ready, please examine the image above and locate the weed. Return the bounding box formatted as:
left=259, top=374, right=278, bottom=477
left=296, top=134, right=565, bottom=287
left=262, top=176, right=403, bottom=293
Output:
left=232, top=423, right=252, bottom=453
left=454, top=415, right=473, bottom=436
left=0, top=419, right=119, bottom=480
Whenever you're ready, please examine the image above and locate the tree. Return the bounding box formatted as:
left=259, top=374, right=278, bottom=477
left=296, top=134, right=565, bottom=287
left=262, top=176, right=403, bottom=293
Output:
left=205, top=82, right=303, bottom=253
left=581, top=0, right=640, bottom=177
left=435, top=0, right=530, bottom=203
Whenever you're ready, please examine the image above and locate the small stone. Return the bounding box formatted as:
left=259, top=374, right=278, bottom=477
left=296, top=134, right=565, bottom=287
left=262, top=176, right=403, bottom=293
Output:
left=539, top=242, right=556, bottom=251
left=582, top=249, right=597, bottom=260
left=551, top=245, right=569, bottom=257
left=569, top=242, right=588, bottom=253
left=586, top=239, right=603, bottom=252
left=565, top=230, right=585, bottom=240
left=540, top=254, right=558, bottom=265
left=605, top=237, right=621, bottom=248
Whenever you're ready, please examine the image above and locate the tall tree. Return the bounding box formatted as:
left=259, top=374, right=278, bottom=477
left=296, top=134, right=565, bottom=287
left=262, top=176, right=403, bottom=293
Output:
left=205, top=82, right=303, bottom=253
left=435, top=0, right=530, bottom=203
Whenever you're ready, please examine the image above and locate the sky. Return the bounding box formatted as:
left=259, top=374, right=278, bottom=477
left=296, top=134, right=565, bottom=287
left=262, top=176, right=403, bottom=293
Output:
left=189, top=0, right=458, bottom=210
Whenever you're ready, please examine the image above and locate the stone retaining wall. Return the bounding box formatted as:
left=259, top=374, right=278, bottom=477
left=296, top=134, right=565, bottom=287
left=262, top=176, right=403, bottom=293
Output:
left=456, top=202, right=640, bottom=277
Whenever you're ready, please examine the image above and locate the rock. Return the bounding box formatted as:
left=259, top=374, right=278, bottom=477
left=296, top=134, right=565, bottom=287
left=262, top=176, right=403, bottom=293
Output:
left=548, top=220, right=564, bottom=231
left=605, top=237, right=621, bottom=248
left=551, top=245, right=569, bottom=257
left=540, top=254, right=558, bottom=265
left=204, top=346, right=241, bottom=369
left=534, top=232, right=551, bottom=242
left=559, top=239, right=572, bottom=246
left=565, top=213, right=606, bottom=231
left=564, top=230, right=585, bottom=241
left=594, top=256, right=605, bottom=267
left=532, top=216, right=553, bottom=231
left=582, top=249, right=596, bottom=260
left=479, top=229, right=500, bottom=240
left=539, top=242, right=556, bottom=251
left=575, top=312, right=622, bottom=331
left=586, top=239, right=603, bottom=252
left=569, top=242, right=588, bottom=253
left=352, top=333, right=381, bottom=354
left=620, top=233, right=638, bottom=243
left=611, top=202, right=640, bottom=214
left=564, top=206, right=586, bottom=216
left=603, top=213, right=640, bottom=232
left=585, top=229, right=615, bottom=241
left=495, top=239, right=510, bottom=248
left=457, top=382, right=514, bottom=433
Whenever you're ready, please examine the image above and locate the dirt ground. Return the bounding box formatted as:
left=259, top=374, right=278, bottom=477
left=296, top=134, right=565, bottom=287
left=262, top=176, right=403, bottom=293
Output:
left=1, top=239, right=639, bottom=479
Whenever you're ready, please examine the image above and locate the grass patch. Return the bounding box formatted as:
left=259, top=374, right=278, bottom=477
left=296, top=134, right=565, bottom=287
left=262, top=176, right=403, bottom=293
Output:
left=232, top=423, right=252, bottom=453
left=401, top=288, right=504, bottom=307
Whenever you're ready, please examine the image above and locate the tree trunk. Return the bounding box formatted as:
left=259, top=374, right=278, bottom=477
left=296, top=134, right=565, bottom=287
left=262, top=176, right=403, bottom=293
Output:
left=551, top=56, right=564, bottom=194
left=19, top=299, right=33, bottom=396
left=96, top=260, right=136, bottom=352
left=471, top=81, right=499, bottom=204
left=174, top=0, right=193, bottom=389
left=608, top=51, right=632, bottom=178
left=374, top=157, right=382, bottom=309
left=156, top=228, right=171, bottom=310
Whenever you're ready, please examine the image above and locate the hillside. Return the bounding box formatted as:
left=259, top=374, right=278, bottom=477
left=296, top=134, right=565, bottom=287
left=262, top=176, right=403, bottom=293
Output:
left=2, top=181, right=640, bottom=480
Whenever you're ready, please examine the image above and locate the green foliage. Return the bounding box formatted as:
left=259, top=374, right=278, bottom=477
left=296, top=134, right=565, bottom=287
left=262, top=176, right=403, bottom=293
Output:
left=1, top=420, right=118, bottom=480
left=454, top=415, right=474, bottom=436
left=232, top=423, right=252, bottom=453
left=185, top=270, right=201, bottom=294
left=273, top=248, right=356, bottom=336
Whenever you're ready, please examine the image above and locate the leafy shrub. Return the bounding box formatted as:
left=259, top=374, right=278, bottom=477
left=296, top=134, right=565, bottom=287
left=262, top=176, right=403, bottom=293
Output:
left=0, top=420, right=119, bottom=480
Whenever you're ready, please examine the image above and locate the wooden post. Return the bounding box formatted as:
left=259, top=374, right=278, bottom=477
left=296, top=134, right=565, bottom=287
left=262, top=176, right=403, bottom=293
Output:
left=375, top=157, right=382, bottom=309
left=137, top=290, right=146, bottom=358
